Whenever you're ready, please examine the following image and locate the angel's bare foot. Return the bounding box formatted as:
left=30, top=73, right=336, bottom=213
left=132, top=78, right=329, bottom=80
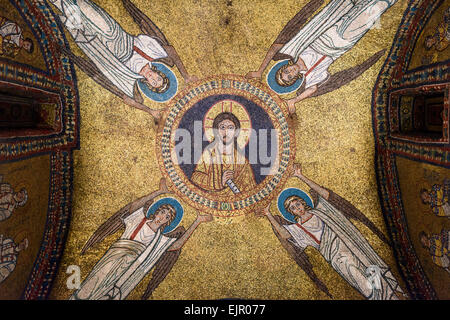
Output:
left=254, top=210, right=266, bottom=218
left=395, top=290, right=408, bottom=300
left=196, top=212, right=213, bottom=223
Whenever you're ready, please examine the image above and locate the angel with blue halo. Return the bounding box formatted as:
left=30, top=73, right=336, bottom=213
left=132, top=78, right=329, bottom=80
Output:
left=51, top=0, right=198, bottom=121
left=70, top=178, right=213, bottom=300
left=257, top=163, right=407, bottom=300
left=246, top=0, right=397, bottom=114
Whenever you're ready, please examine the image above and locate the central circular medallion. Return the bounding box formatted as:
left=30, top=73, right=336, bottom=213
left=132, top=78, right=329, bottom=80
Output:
left=157, top=75, right=296, bottom=217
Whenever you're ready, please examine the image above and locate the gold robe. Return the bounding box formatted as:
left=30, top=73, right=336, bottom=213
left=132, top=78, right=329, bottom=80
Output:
left=191, top=142, right=257, bottom=196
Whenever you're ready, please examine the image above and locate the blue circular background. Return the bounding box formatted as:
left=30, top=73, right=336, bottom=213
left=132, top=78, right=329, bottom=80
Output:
left=176, top=94, right=275, bottom=185
left=138, top=62, right=178, bottom=103
left=266, top=60, right=303, bottom=95
left=277, top=188, right=314, bottom=223
left=146, top=197, right=184, bottom=234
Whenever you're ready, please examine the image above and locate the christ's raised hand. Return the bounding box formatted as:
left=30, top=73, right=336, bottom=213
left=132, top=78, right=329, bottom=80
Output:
left=222, top=170, right=235, bottom=187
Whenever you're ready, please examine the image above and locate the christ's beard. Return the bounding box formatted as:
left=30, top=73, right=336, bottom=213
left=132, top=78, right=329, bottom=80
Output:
left=221, top=137, right=235, bottom=146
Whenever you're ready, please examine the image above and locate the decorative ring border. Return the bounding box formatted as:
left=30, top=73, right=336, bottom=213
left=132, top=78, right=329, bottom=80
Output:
left=156, top=75, right=296, bottom=217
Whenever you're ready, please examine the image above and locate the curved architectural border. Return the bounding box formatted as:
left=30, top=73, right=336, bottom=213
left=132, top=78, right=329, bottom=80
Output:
left=0, top=0, right=80, bottom=299
left=372, top=0, right=448, bottom=299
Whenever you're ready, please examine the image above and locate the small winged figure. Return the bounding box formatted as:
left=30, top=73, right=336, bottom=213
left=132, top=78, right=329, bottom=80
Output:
left=51, top=0, right=198, bottom=122
left=70, top=178, right=213, bottom=300
left=246, top=0, right=397, bottom=114
left=257, top=163, right=407, bottom=300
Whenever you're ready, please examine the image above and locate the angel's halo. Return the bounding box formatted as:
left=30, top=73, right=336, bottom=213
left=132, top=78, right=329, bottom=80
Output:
left=266, top=60, right=303, bottom=95
left=138, top=62, right=178, bottom=103
left=277, top=188, right=314, bottom=223
left=146, top=197, right=184, bottom=234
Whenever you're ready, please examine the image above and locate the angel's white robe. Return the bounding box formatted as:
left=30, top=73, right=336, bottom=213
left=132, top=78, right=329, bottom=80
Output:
left=71, top=207, right=175, bottom=300
left=279, top=0, right=397, bottom=88
left=51, top=0, right=168, bottom=97
left=0, top=237, right=18, bottom=284
left=0, top=183, right=16, bottom=222
left=0, top=19, right=23, bottom=47
left=284, top=195, right=403, bottom=300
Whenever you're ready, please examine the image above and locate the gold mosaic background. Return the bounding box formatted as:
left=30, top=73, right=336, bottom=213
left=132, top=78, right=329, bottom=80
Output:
left=47, top=0, right=410, bottom=299
left=396, top=156, right=450, bottom=300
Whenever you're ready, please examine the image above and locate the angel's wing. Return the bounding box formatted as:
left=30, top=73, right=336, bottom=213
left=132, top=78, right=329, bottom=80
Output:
left=272, top=215, right=332, bottom=298
left=302, top=49, right=386, bottom=98
left=59, top=46, right=124, bottom=98
left=122, top=0, right=169, bottom=46
left=80, top=202, right=135, bottom=255
left=272, top=0, right=324, bottom=60
left=122, top=0, right=195, bottom=74
left=309, top=188, right=392, bottom=247
left=141, top=225, right=186, bottom=300
left=61, top=45, right=163, bottom=119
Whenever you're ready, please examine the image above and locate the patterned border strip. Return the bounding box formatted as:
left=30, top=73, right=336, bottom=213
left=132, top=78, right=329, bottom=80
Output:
left=157, top=75, right=295, bottom=217
left=375, top=152, right=437, bottom=299
left=397, top=65, right=450, bottom=88
left=21, top=150, right=73, bottom=299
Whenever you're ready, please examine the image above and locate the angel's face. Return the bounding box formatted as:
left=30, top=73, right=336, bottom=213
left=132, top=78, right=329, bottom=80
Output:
left=281, top=64, right=301, bottom=83
left=425, top=36, right=436, bottom=49
left=153, top=208, right=173, bottom=227
left=289, top=199, right=305, bottom=216
left=142, top=67, right=164, bottom=89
